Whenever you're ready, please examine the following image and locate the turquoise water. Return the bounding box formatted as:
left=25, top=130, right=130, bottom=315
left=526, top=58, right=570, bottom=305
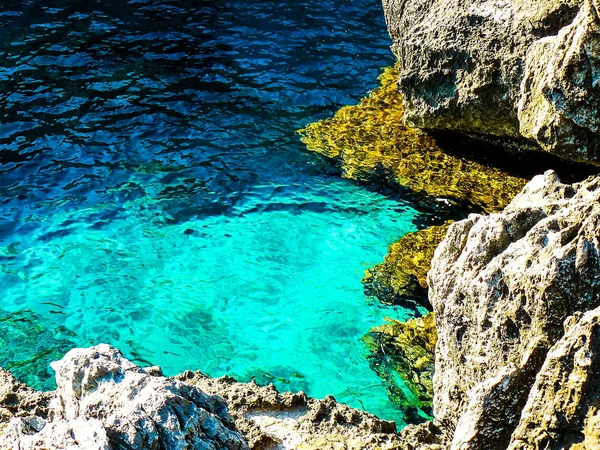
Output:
left=0, top=0, right=427, bottom=424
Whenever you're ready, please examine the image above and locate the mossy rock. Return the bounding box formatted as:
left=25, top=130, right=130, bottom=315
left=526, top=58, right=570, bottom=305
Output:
left=363, top=222, right=452, bottom=309
left=364, top=313, right=437, bottom=424
left=298, top=65, right=526, bottom=214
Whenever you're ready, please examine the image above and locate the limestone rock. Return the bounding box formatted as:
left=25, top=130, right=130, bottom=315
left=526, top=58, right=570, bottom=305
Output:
left=0, top=344, right=248, bottom=450
left=428, top=170, right=600, bottom=448
left=508, top=306, right=600, bottom=449
left=176, top=371, right=404, bottom=450
left=0, top=369, right=52, bottom=428
left=384, top=0, right=600, bottom=163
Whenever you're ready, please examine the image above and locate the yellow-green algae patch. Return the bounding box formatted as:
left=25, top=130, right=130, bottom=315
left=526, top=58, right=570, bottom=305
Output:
left=298, top=65, right=526, bottom=214
left=363, top=222, right=452, bottom=307
left=364, top=313, right=437, bottom=423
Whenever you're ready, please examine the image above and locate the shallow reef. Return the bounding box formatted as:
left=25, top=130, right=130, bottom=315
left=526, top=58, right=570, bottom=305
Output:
left=298, top=65, right=527, bottom=214
left=363, top=313, right=436, bottom=424
left=299, top=64, right=530, bottom=421
left=363, top=223, right=451, bottom=309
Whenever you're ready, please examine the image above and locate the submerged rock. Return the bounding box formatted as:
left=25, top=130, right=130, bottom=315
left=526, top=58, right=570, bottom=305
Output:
left=0, top=344, right=248, bottom=450
left=414, top=170, right=600, bottom=448
left=363, top=223, right=451, bottom=308
left=364, top=313, right=437, bottom=424
left=383, top=0, right=600, bottom=163
left=298, top=65, right=527, bottom=213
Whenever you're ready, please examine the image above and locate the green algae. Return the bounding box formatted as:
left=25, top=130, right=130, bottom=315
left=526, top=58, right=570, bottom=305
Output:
left=364, top=313, right=436, bottom=423
left=299, top=65, right=530, bottom=420
left=363, top=222, right=452, bottom=308
left=298, top=65, right=527, bottom=214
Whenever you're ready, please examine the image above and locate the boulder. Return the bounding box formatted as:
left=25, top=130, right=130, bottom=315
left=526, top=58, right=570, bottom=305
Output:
left=383, top=0, right=600, bottom=163
left=0, top=344, right=248, bottom=450
left=426, top=170, right=600, bottom=448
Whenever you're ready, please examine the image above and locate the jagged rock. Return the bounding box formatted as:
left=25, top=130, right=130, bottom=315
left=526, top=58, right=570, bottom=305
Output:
left=508, top=306, right=600, bottom=449
left=0, top=344, right=248, bottom=450
left=175, top=371, right=404, bottom=450
left=364, top=313, right=437, bottom=423
left=0, top=369, right=52, bottom=434
left=428, top=170, right=600, bottom=448
left=383, top=0, right=600, bottom=163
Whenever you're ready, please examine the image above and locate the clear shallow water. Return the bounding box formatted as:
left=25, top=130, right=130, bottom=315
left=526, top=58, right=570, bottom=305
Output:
left=0, top=0, right=425, bottom=423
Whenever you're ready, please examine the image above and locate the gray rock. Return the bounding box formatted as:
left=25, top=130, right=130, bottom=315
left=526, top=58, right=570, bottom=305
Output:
left=383, top=0, right=600, bottom=163
left=0, top=368, right=52, bottom=426
left=508, top=306, right=600, bottom=449
left=0, top=344, right=248, bottom=450
left=427, top=170, right=600, bottom=448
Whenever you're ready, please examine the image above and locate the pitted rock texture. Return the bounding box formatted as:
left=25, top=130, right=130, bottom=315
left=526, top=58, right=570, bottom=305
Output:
left=176, top=371, right=407, bottom=450
left=384, top=0, right=600, bottom=163
left=427, top=170, right=600, bottom=449
left=0, top=344, right=248, bottom=450
left=508, top=306, right=600, bottom=449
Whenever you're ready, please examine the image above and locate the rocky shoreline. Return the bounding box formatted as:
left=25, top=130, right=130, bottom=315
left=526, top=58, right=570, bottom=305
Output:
left=3, top=0, right=600, bottom=449
left=3, top=170, right=600, bottom=449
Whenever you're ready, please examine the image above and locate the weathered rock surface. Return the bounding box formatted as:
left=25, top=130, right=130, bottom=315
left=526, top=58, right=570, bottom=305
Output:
left=0, top=344, right=248, bottom=450
left=0, top=369, right=52, bottom=434
left=176, top=371, right=406, bottom=450
left=425, top=170, right=600, bottom=448
left=384, top=0, right=600, bottom=163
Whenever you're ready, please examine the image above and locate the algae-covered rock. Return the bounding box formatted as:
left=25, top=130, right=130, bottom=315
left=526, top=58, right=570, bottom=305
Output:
left=364, top=313, right=437, bottom=424
left=363, top=223, right=451, bottom=308
left=383, top=0, right=600, bottom=163
left=299, top=65, right=527, bottom=214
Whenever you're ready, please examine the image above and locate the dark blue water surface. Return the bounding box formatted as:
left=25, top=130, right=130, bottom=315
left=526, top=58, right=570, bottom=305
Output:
left=0, top=0, right=425, bottom=424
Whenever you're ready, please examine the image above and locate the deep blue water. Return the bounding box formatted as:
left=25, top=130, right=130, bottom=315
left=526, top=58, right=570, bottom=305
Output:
left=0, top=0, right=425, bottom=424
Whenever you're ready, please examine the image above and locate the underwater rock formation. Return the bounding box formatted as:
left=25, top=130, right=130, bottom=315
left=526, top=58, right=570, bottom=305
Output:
left=299, top=65, right=527, bottom=214
left=363, top=223, right=451, bottom=308
left=364, top=313, right=437, bottom=424
left=0, top=345, right=247, bottom=450
left=415, top=170, right=600, bottom=448
left=383, top=0, right=600, bottom=163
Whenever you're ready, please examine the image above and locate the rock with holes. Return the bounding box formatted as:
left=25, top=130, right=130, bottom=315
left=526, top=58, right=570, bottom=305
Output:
left=384, top=0, right=600, bottom=163
left=0, top=344, right=248, bottom=450
left=507, top=306, right=600, bottom=449
left=427, top=170, right=600, bottom=448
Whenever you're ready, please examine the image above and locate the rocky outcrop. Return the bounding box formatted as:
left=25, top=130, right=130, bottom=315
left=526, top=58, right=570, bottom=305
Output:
left=383, top=0, right=600, bottom=163
left=416, top=170, right=600, bottom=448
left=364, top=313, right=437, bottom=423
left=0, top=369, right=52, bottom=434
left=176, top=371, right=405, bottom=450
left=0, top=345, right=446, bottom=450
left=0, top=345, right=248, bottom=450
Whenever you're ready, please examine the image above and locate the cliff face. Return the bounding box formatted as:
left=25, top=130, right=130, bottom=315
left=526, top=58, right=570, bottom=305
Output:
left=422, top=171, right=600, bottom=449
left=383, top=0, right=600, bottom=163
